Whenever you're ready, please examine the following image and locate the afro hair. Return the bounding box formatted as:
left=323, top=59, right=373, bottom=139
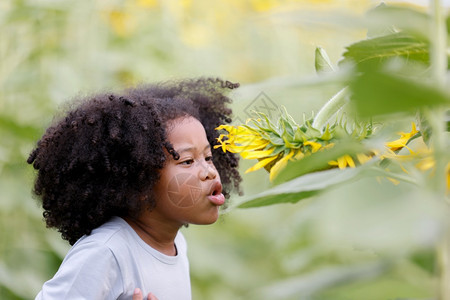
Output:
left=28, top=78, right=242, bottom=245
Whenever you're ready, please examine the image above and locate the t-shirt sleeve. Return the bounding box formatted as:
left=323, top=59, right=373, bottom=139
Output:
left=35, top=242, right=124, bottom=300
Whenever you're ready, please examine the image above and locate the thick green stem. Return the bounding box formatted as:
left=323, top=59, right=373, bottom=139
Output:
left=312, top=87, right=348, bottom=130
left=429, top=0, right=449, bottom=299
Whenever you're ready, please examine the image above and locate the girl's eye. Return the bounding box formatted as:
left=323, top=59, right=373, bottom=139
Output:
left=205, top=155, right=213, bottom=162
left=180, top=159, right=194, bottom=165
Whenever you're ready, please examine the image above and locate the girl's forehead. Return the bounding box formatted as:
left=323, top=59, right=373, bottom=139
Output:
left=166, top=117, right=208, bottom=145
left=166, top=116, right=201, bottom=130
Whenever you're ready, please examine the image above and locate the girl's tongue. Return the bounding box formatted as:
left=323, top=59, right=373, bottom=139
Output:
left=208, top=193, right=225, bottom=206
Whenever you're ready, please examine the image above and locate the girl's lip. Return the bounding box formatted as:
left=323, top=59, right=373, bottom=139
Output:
left=207, top=193, right=225, bottom=206
left=208, top=181, right=224, bottom=206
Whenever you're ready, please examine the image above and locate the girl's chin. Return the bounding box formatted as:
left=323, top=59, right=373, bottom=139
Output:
left=193, top=210, right=220, bottom=225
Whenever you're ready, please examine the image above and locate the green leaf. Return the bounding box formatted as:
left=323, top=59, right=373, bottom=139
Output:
left=239, top=190, right=318, bottom=208
left=365, top=3, right=430, bottom=39
left=294, top=127, right=307, bottom=142
left=280, top=117, right=295, bottom=138
left=365, top=3, right=396, bottom=38
left=349, top=69, right=450, bottom=118
left=446, top=111, right=450, bottom=132
left=315, top=47, right=335, bottom=74
left=447, top=15, right=450, bottom=36
left=418, top=112, right=433, bottom=144
left=339, top=32, right=429, bottom=68
left=410, top=249, right=436, bottom=274
left=319, top=125, right=333, bottom=141
left=252, top=261, right=390, bottom=299
left=238, top=167, right=363, bottom=208
left=268, top=131, right=284, bottom=145
left=273, top=139, right=367, bottom=185
left=303, top=122, right=322, bottom=139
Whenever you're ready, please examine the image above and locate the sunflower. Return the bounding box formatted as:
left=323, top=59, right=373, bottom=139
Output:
left=215, top=111, right=373, bottom=180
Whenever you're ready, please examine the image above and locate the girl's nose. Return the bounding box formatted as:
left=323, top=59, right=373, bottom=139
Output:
left=199, top=162, right=217, bottom=181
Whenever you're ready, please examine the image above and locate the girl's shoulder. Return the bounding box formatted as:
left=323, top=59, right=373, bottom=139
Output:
left=72, top=217, right=140, bottom=254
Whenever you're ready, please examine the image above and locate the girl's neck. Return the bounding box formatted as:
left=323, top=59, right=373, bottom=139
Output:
left=124, top=214, right=181, bottom=256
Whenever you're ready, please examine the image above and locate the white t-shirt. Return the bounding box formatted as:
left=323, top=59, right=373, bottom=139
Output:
left=35, top=217, right=191, bottom=300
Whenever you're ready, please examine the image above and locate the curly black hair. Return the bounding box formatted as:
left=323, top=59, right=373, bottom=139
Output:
left=27, top=78, right=242, bottom=245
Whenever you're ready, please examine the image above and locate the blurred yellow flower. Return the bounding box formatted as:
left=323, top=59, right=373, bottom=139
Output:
left=381, top=132, right=449, bottom=191
left=108, top=10, right=137, bottom=37
left=356, top=153, right=373, bottom=164
left=136, top=0, right=158, bottom=8
left=250, top=0, right=280, bottom=12
left=180, top=23, right=211, bottom=48
left=385, top=122, right=418, bottom=152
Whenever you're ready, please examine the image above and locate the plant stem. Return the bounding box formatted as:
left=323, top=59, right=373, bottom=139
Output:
left=312, top=87, right=348, bottom=130
left=429, top=0, right=449, bottom=299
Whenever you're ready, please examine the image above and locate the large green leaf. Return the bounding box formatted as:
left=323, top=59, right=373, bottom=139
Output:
left=252, top=261, right=390, bottom=299
left=273, top=139, right=367, bottom=185
left=365, top=3, right=430, bottom=39
left=349, top=69, right=450, bottom=118
left=339, top=32, right=430, bottom=68
left=238, top=167, right=363, bottom=208
left=448, top=15, right=450, bottom=36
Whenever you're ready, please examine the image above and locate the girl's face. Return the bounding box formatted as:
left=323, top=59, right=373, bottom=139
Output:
left=151, top=116, right=225, bottom=227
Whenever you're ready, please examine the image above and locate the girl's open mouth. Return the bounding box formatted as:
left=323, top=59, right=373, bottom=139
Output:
left=208, top=182, right=225, bottom=206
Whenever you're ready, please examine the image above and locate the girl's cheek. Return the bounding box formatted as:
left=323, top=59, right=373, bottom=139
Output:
left=166, top=173, right=202, bottom=208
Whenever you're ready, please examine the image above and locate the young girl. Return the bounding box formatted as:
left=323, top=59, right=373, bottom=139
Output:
left=27, top=78, right=242, bottom=300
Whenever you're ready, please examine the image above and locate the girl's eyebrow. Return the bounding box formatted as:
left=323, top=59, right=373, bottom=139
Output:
left=176, top=144, right=211, bottom=154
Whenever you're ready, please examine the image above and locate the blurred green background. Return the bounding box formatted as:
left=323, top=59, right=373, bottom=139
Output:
left=1, top=0, right=445, bottom=299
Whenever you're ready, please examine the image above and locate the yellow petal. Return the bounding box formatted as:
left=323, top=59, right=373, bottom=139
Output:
left=345, top=155, right=356, bottom=168
left=216, top=134, right=227, bottom=144
left=416, top=156, right=435, bottom=171
left=269, top=150, right=295, bottom=181
left=323, top=143, right=335, bottom=150
left=226, top=144, right=255, bottom=153
left=335, top=155, right=355, bottom=169
left=387, top=177, right=400, bottom=185
left=385, top=138, right=409, bottom=151
left=328, top=160, right=338, bottom=167
left=337, top=156, right=347, bottom=169
left=234, top=135, right=267, bottom=147
left=240, top=148, right=274, bottom=160
left=386, top=122, right=418, bottom=151
left=238, top=142, right=269, bottom=152
left=245, top=155, right=279, bottom=173
left=356, top=153, right=372, bottom=165
left=304, top=141, right=322, bottom=153
left=215, top=124, right=234, bottom=132
left=293, top=150, right=305, bottom=160
left=213, top=144, right=226, bottom=153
